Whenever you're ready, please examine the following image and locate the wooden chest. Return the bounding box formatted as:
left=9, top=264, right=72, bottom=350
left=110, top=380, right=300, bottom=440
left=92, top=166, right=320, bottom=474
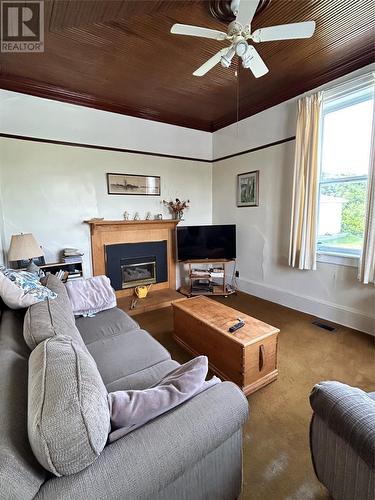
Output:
left=172, top=296, right=279, bottom=395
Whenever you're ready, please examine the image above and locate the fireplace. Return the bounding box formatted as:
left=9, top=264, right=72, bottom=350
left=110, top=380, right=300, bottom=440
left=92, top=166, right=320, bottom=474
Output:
left=105, top=240, right=168, bottom=291
left=121, top=256, right=157, bottom=289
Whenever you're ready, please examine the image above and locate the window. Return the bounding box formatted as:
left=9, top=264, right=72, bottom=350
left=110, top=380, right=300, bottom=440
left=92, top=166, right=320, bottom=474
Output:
left=317, top=82, right=374, bottom=259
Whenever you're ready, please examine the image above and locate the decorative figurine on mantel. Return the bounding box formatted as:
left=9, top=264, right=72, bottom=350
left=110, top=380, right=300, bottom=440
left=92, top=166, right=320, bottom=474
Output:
left=123, top=211, right=130, bottom=220
left=133, top=212, right=140, bottom=221
left=145, top=211, right=152, bottom=220
left=163, top=198, right=190, bottom=220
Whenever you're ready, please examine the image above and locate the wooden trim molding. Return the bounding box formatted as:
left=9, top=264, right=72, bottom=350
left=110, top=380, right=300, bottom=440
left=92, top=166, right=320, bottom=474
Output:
left=84, top=219, right=180, bottom=227
left=212, top=136, right=296, bottom=162
left=0, top=133, right=212, bottom=163
left=0, top=132, right=295, bottom=163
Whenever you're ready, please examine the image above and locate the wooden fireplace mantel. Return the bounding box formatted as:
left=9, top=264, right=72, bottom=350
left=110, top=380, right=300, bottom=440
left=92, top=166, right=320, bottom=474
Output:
left=84, top=219, right=180, bottom=302
left=84, top=219, right=180, bottom=228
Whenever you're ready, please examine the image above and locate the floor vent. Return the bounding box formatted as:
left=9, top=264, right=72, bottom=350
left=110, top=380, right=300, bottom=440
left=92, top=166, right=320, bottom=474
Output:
left=312, top=320, right=337, bottom=333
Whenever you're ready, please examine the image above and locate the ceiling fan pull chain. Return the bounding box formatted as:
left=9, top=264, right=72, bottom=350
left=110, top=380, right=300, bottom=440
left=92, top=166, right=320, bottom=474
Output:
left=236, top=59, right=240, bottom=136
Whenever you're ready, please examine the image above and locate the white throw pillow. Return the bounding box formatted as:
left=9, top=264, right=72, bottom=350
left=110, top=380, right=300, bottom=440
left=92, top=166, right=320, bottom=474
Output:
left=0, top=272, right=39, bottom=309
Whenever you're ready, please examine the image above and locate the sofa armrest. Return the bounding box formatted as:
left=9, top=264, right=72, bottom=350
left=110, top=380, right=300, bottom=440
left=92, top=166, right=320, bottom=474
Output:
left=36, top=381, right=248, bottom=500
left=310, top=381, right=375, bottom=468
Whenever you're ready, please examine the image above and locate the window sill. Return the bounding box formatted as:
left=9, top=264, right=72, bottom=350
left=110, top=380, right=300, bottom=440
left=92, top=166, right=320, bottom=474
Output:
left=317, top=252, right=360, bottom=268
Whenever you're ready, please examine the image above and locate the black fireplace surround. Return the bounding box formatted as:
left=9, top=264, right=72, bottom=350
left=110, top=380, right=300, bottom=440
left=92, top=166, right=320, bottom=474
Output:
left=105, top=241, right=168, bottom=291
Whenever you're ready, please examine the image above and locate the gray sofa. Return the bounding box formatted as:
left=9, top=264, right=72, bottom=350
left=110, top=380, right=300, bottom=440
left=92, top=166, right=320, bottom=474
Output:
left=310, top=381, right=375, bottom=500
left=0, top=276, right=248, bottom=500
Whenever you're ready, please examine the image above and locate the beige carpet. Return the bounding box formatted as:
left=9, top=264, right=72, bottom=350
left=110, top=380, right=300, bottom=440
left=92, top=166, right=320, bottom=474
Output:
left=135, top=292, right=375, bottom=500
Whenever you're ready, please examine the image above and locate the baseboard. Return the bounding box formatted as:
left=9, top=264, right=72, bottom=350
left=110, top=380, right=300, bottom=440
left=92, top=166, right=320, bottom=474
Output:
left=237, top=278, right=374, bottom=336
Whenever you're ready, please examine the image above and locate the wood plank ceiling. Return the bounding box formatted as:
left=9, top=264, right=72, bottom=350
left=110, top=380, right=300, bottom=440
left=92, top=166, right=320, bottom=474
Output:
left=0, top=0, right=373, bottom=132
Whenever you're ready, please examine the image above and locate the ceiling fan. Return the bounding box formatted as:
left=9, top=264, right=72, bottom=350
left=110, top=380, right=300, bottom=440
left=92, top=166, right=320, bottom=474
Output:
left=170, top=0, right=316, bottom=78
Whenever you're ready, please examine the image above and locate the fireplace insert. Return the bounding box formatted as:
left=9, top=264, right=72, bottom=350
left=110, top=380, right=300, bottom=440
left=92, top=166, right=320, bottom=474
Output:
left=106, top=240, right=167, bottom=291
left=121, top=256, right=157, bottom=289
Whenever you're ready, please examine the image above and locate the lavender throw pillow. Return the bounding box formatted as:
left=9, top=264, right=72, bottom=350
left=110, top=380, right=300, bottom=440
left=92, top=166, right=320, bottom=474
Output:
left=108, top=356, right=220, bottom=442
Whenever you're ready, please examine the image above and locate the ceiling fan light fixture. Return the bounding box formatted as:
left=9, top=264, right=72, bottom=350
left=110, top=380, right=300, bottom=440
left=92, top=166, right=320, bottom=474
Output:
left=221, top=47, right=236, bottom=67
left=171, top=0, right=315, bottom=79
left=235, top=39, right=248, bottom=56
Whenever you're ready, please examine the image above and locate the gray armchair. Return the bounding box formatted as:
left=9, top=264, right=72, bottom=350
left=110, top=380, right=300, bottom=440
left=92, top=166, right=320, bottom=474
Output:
left=309, top=381, right=375, bottom=500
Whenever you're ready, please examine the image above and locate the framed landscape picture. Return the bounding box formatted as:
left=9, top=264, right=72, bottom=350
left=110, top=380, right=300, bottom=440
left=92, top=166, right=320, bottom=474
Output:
left=107, top=173, right=161, bottom=196
left=237, top=170, right=259, bottom=207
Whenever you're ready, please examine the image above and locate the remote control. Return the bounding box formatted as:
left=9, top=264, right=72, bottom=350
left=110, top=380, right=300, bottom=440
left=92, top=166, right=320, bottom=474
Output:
left=228, top=320, right=245, bottom=333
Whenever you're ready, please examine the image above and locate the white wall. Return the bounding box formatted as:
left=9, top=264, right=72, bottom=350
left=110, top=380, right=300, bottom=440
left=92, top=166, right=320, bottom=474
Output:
left=0, top=182, right=4, bottom=266
left=0, top=137, right=212, bottom=276
left=213, top=142, right=374, bottom=334
left=0, top=90, right=212, bottom=160
left=213, top=99, right=296, bottom=160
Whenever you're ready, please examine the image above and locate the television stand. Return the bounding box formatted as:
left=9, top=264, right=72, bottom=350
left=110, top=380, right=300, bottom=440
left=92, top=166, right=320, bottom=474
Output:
left=179, top=259, right=236, bottom=298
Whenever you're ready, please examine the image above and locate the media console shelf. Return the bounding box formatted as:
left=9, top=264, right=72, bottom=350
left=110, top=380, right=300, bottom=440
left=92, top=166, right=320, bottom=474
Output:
left=179, top=259, right=236, bottom=298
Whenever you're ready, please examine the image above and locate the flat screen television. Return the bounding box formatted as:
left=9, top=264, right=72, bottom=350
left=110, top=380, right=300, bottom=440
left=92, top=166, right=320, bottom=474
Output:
left=177, top=224, right=236, bottom=261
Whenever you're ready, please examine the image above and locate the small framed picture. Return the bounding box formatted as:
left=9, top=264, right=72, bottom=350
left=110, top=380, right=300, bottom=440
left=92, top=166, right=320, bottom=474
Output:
left=237, top=170, right=259, bottom=207
left=107, top=173, right=161, bottom=196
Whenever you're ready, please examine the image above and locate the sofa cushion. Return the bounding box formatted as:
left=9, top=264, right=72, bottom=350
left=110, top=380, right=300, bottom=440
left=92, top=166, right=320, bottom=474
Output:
left=87, top=329, right=171, bottom=385
left=106, top=359, right=180, bottom=392
left=23, top=275, right=86, bottom=352
left=43, top=274, right=75, bottom=324
left=0, top=306, right=47, bottom=499
left=75, top=307, right=139, bottom=346
left=28, top=335, right=110, bottom=477
left=34, top=382, right=248, bottom=500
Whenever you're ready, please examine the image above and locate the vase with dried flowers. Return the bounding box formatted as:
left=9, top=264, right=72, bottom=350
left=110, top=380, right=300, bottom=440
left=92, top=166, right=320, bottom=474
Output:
left=163, top=198, right=190, bottom=220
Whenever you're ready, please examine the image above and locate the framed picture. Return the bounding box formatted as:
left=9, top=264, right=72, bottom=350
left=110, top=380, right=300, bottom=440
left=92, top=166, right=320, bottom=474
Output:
left=107, top=173, right=161, bottom=196
left=237, top=170, right=259, bottom=207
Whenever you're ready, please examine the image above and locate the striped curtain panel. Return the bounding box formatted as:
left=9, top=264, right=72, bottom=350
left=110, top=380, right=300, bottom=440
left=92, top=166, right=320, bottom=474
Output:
left=289, top=92, right=323, bottom=270
left=359, top=101, right=375, bottom=284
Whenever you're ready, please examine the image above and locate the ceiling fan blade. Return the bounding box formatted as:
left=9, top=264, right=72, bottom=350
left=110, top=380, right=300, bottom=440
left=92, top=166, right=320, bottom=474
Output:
left=252, top=21, right=316, bottom=42
left=243, top=45, right=268, bottom=78
left=193, top=48, right=229, bottom=77
left=233, top=0, right=260, bottom=27
left=170, top=24, right=227, bottom=40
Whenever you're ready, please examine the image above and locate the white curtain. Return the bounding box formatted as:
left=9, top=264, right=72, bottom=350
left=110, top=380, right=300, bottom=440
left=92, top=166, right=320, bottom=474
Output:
left=289, top=92, right=323, bottom=270
left=359, top=101, right=375, bottom=284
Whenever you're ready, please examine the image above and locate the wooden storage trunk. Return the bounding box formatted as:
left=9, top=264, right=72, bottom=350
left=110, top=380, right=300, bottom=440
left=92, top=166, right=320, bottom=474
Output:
left=172, top=296, right=279, bottom=395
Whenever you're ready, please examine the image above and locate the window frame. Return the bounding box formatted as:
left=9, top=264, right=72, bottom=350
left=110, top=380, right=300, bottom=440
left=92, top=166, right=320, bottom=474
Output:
left=316, top=84, right=373, bottom=264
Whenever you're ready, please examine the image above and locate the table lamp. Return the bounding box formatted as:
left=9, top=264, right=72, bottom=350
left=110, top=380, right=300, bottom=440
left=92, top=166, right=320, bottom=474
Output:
left=7, top=233, right=44, bottom=272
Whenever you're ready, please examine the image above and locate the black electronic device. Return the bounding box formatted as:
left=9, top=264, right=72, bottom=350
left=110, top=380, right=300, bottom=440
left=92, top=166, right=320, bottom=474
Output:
left=177, top=224, right=236, bottom=261
left=228, top=320, right=245, bottom=333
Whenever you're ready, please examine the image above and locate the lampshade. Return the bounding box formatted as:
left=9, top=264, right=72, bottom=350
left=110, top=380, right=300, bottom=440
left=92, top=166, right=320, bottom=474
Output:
left=7, top=233, right=44, bottom=261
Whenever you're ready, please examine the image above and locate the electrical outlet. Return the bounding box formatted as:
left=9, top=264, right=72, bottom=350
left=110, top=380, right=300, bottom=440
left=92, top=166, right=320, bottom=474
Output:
left=235, top=270, right=239, bottom=278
